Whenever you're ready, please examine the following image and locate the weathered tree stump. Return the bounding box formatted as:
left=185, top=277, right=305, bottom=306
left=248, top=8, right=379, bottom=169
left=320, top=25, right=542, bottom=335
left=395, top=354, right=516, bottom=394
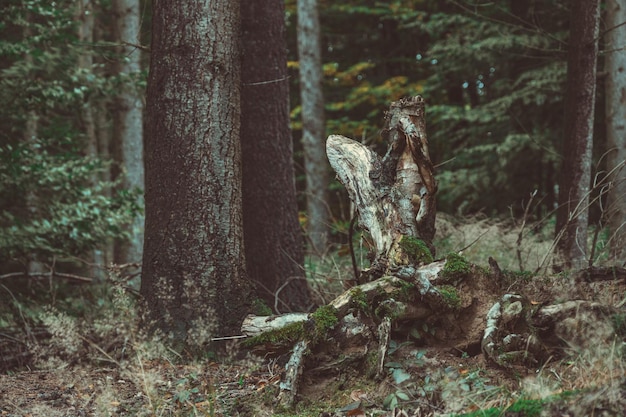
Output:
left=240, top=96, right=626, bottom=409
left=326, top=96, right=437, bottom=282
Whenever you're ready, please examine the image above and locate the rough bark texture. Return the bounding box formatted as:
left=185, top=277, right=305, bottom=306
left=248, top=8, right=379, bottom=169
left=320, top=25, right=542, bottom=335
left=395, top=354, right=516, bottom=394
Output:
left=605, top=0, right=626, bottom=262
left=327, top=97, right=437, bottom=280
left=112, top=0, right=145, bottom=268
left=142, top=0, right=251, bottom=348
left=297, top=0, right=329, bottom=254
left=240, top=0, right=312, bottom=313
left=555, top=0, right=600, bottom=270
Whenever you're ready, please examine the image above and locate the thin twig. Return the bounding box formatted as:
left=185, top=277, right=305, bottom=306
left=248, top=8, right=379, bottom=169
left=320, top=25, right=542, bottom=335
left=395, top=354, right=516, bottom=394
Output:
left=243, top=75, right=290, bottom=86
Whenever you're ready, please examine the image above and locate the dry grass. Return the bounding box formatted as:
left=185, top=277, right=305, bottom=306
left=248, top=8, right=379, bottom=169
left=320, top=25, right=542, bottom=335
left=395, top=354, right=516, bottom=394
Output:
left=434, top=213, right=556, bottom=272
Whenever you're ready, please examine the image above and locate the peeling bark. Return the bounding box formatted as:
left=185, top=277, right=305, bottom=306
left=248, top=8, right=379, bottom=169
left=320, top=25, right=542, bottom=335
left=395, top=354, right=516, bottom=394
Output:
left=326, top=96, right=437, bottom=280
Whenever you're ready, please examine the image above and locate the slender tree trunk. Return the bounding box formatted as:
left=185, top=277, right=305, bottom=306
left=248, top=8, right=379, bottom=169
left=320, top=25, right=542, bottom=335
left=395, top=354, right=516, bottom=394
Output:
left=555, top=0, right=600, bottom=270
left=23, top=15, right=44, bottom=276
left=297, top=0, right=329, bottom=255
left=112, top=0, right=144, bottom=268
left=605, top=0, right=626, bottom=262
left=142, top=0, right=251, bottom=350
left=240, top=0, right=313, bottom=312
left=93, top=9, right=115, bottom=273
left=76, top=0, right=106, bottom=280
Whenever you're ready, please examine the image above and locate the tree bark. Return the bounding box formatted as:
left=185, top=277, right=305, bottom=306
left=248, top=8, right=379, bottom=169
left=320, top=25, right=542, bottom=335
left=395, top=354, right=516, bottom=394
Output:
left=240, top=0, right=312, bottom=313
left=327, top=97, right=437, bottom=280
left=76, top=0, right=107, bottom=281
left=112, top=0, right=145, bottom=268
left=605, top=0, right=626, bottom=262
left=297, top=0, right=329, bottom=254
left=555, top=0, right=600, bottom=270
left=142, top=0, right=251, bottom=351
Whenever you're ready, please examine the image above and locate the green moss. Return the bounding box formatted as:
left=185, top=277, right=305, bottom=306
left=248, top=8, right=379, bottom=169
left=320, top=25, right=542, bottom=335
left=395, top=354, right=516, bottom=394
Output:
left=440, top=252, right=471, bottom=281
left=243, top=305, right=338, bottom=349
left=349, top=287, right=369, bottom=311
left=395, top=278, right=415, bottom=297
left=242, top=321, right=304, bottom=348
left=437, top=284, right=461, bottom=308
left=310, top=305, right=339, bottom=341
left=398, top=235, right=434, bottom=265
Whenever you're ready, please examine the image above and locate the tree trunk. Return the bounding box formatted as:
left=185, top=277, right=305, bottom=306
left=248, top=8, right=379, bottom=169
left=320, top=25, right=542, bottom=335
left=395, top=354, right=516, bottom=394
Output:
left=297, top=0, right=329, bottom=255
left=327, top=97, right=437, bottom=280
left=93, top=11, right=115, bottom=274
left=555, top=0, right=600, bottom=270
left=142, top=0, right=251, bottom=351
left=112, top=0, right=145, bottom=269
left=605, top=0, right=626, bottom=262
left=23, top=15, right=44, bottom=276
left=76, top=0, right=106, bottom=281
left=240, top=0, right=313, bottom=313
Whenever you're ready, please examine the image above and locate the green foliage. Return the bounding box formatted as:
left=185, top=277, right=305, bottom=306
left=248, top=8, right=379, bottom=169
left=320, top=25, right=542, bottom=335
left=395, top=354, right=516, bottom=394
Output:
left=611, top=313, right=626, bottom=338
left=288, top=0, right=577, bottom=221
left=454, top=397, right=544, bottom=417
left=0, top=0, right=143, bottom=266
left=0, top=140, right=140, bottom=262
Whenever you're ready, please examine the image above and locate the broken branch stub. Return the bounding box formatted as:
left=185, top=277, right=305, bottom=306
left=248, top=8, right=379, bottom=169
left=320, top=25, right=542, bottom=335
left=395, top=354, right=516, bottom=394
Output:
left=326, top=96, right=437, bottom=278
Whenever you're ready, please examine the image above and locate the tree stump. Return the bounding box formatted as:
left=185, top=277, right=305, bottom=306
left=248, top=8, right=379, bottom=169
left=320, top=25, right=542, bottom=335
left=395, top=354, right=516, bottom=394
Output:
left=240, top=96, right=626, bottom=409
left=326, top=95, right=437, bottom=281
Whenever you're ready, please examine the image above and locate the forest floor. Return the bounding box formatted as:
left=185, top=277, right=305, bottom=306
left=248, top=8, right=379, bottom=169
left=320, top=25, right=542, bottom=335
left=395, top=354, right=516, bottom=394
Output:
left=1, top=326, right=624, bottom=416
left=1, top=216, right=625, bottom=416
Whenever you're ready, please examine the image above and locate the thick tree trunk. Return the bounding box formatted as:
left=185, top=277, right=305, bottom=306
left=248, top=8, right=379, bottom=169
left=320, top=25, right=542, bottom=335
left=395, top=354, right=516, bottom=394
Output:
left=605, top=0, right=626, bottom=262
left=240, top=0, right=312, bottom=313
left=112, top=0, right=145, bottom=268
left=142, top=0, right=251, bottom=350
left=297, top=0, right=329, bottom=254
left=555, top=0, right=600, bottom=270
